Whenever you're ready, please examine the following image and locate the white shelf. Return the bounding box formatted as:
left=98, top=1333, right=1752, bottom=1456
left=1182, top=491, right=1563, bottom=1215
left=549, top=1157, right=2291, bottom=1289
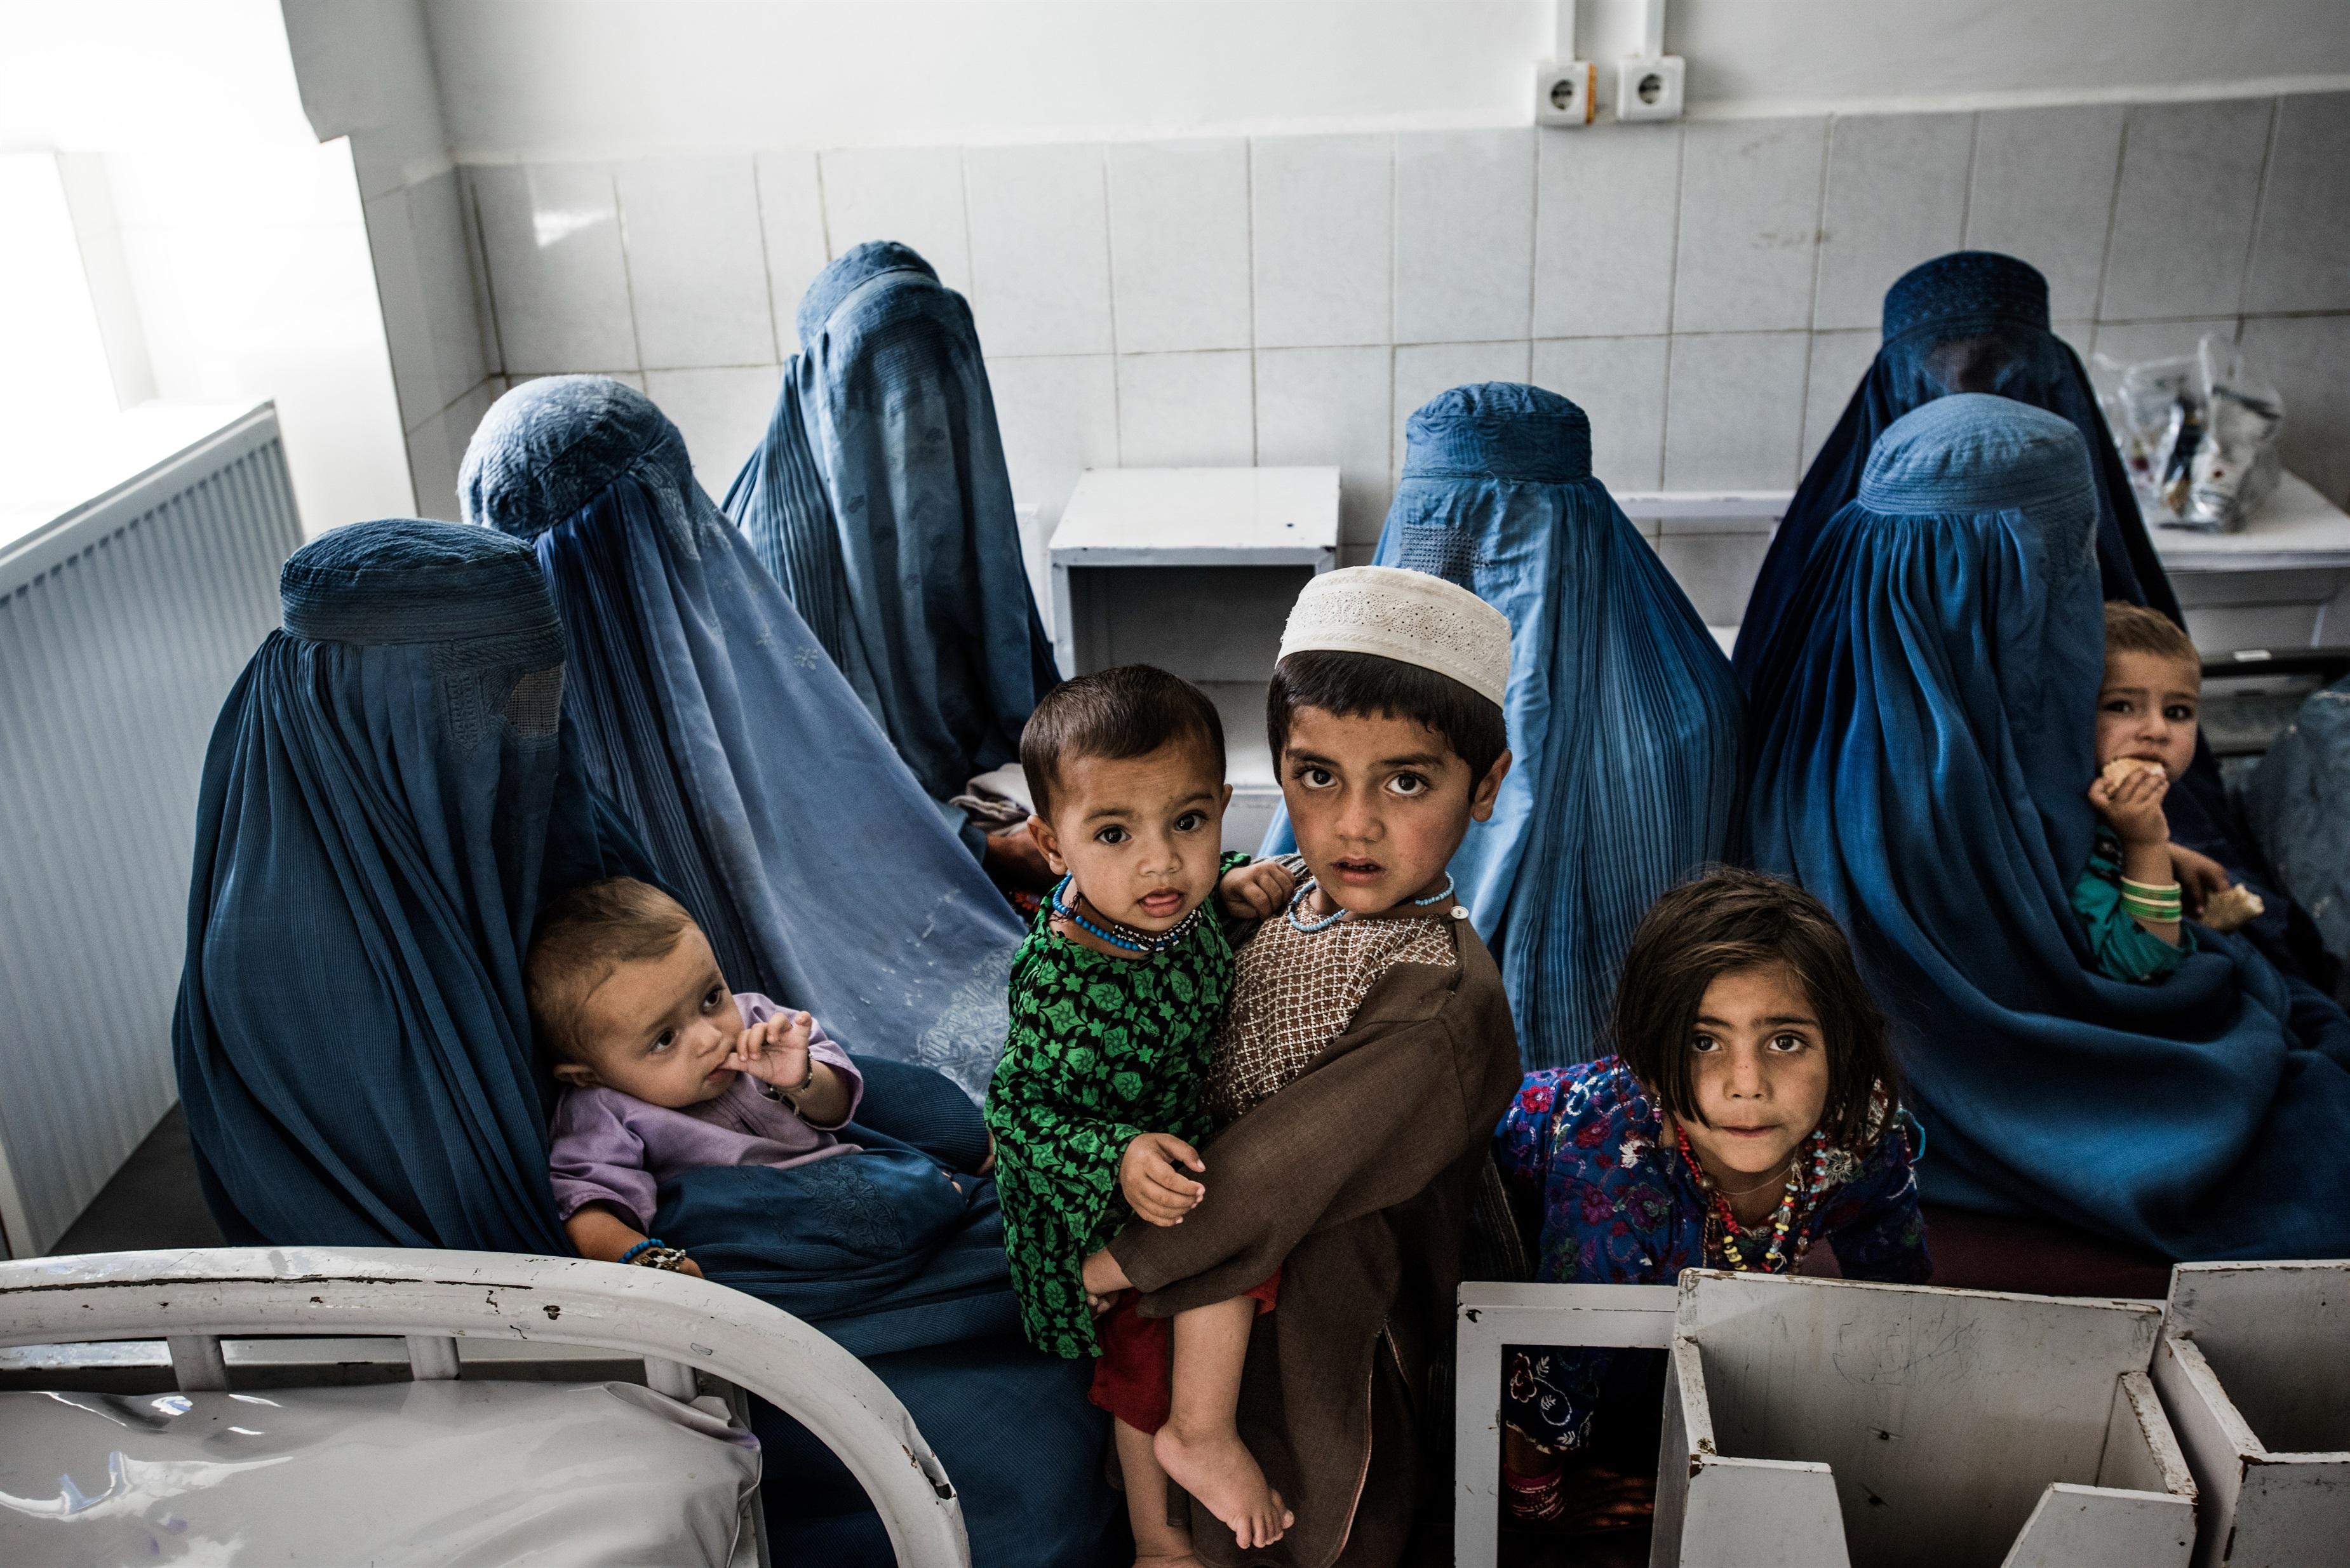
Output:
left=2147, top=471, right=2350, bottom=573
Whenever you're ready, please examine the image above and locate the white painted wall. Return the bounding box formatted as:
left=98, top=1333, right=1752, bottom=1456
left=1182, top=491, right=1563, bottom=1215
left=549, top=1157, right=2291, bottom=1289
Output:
left=421, top=0, right=2350, bottom=161
left=0, top=0, right=413, bottom=534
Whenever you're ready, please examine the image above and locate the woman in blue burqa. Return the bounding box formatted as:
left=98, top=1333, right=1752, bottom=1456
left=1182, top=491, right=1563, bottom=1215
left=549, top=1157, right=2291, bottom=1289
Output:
left=175, top=516, right=1110, bottom=1566
left=1745, top=393, right=2350, bottom=1261
left=459, top=377, right=1111, bottom=1565
left=1264, top=384, right=1742, bottom=1068
left=1736, top=249, right=2333, bottom=989
left=724, top=240, right=1058, bottom=864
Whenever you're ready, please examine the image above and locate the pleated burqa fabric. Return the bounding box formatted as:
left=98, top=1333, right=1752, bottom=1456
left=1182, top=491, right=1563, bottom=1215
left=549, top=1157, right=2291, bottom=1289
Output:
left=462, top=376, right=1024, bottom=1098
left=724, top=241, right=1058, bottom=805
left=1736, top=248, right=2335, bottom=989
left=1735, top=250, right=2178, bottom=688
left=2243, top=676, right=2350, bottom=989
left=1265, top=385, right=1742, bottom=1067
left=173, top=519, right=648, bottom=1250
left=1746, top=394, right=2350, bottom=1261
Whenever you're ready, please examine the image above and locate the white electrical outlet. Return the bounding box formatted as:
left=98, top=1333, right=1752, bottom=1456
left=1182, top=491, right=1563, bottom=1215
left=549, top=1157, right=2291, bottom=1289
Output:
left=1535, top=60, right=1596, bottom=127
left=1615, top=55, right=1685, bottom=123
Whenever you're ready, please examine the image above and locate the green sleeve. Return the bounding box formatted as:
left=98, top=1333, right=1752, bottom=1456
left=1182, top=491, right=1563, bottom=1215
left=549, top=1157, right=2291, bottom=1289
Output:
left=983, top=986, right=1145, bottom=1359
left=2071, top=859, right=2194, bottom=984
left=1214, top=849, right=1265, bottom=943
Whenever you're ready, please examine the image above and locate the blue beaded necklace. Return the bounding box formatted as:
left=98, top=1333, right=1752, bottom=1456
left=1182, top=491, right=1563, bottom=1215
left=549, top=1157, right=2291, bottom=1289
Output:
left=1285, top=875, right=1461, bottom=934
left=1049, top=877, right=1206, bottom=955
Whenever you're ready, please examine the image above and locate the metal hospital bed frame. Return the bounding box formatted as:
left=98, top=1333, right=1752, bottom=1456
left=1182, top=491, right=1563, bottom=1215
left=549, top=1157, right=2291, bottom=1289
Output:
left=0, top=1247, right=971, bottom=1567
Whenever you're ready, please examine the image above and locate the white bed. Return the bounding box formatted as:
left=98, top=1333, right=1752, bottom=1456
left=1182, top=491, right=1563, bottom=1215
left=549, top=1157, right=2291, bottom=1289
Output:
left=0, top=1247, right=971, bottom=1566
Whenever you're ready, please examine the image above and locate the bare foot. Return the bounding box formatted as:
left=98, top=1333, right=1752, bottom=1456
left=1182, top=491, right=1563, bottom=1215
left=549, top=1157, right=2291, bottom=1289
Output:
left=1153, top=1419, right=1292, bottom=1550
left=1133, top=1555, right=1206, bottom=1568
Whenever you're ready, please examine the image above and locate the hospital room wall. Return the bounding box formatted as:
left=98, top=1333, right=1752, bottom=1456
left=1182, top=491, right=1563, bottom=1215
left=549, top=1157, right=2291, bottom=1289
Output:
left=325, top=1, right=2350, bottom=597
left=427, top=98, right=2350, bottom=603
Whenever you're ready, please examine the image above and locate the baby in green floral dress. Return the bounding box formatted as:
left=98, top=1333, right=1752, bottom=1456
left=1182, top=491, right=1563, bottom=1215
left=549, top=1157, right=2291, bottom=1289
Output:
left=985, top=664, right=1296, bottom=1565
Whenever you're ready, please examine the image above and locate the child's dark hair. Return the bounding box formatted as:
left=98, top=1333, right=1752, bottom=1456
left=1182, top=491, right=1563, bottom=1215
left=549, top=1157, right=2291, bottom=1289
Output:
left=1019, top=664, right=1226, bottom=821
left=527, top=876, right=697, bottom=1064
left=1611, top=867, right=1895, bottom=1150
left=2103, top=600, right=2199, bottom=678
left=1267, top=650, right=1508, bottom=782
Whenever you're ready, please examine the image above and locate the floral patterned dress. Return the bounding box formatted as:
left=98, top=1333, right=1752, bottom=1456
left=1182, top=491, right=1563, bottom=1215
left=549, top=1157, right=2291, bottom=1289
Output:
left=983, top=855, right=1249, bottom=1358
left=1494, top=1056, right=1931, bottom=1451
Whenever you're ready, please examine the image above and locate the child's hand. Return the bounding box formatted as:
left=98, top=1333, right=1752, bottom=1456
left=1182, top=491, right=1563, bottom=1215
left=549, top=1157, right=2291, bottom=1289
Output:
left=1120, top=1132, right=1206, bottom=1225
left=2170, top=843, right=2230, bottom=917
left=2088, top=765, right=2170, bottom=848
left=1082, top=1247, right=1132, bottom=1313
left=724, top=1008, right=815, bottom=1094
left=1218, top=859, right=1296, bottom=921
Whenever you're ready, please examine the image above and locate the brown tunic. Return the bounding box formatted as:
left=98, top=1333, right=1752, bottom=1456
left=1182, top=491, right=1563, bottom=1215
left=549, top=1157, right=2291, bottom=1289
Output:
left=1110, top=912, right=1522, bottom=1567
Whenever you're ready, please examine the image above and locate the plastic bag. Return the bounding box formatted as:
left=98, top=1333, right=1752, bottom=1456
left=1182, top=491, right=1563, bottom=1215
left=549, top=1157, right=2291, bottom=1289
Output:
left=2097, top=333, right=2285, bottom=532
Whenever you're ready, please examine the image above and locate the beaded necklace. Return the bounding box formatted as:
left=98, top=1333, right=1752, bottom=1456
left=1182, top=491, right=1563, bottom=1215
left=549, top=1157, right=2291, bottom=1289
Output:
left=1674, top=1122, right=1834, bottom=1272
left=1284, top=874, right=1463, bottom=934
left=1048, top=877, right=1207, bottom=955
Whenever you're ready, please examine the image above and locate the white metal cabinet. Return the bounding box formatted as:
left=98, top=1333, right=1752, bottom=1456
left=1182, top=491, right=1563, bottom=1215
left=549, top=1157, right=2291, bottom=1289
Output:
left=2152, top=1260, right=2350, bottom=1568
left=1652, top=1271, right=2196, bottom=1568
left=1047, top=467, right=1338, bottom=851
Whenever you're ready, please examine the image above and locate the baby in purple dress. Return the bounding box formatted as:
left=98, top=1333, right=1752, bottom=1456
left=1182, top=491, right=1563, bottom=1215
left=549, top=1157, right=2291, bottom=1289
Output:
left=529, top=876, right=866, bottom=1277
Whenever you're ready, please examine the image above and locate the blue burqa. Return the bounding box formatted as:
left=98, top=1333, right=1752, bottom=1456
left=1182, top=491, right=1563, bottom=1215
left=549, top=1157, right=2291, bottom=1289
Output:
left=724, top=241, right=1058, bottom=805
left=1736, top=248, right=2334, bottom=990
left=1269, top=385, right=1742, bottom=1066
left=173, top=519, right=650, bottom=1249
left=459, top=379, right=1108, bottom=1566
left=175, top=518, right=1106, bottom=1566
left=460, top=375, right=1024, bottom=1100
left=1736, top=251, right=2176, bottom=684
left=2244, top=676, right=2350, bottom=993
left=1746, top=394, right=2350, bottom=1261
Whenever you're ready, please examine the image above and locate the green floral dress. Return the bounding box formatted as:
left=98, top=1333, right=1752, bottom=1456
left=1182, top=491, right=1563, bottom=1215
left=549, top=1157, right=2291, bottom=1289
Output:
left=984, top=855, right=1250, bottom=1358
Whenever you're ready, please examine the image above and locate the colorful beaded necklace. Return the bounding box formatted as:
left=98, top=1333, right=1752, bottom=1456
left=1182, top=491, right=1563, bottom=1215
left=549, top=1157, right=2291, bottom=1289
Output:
left=1285, top=874, right=1463, bottom=934
left=1048, top=876, right=1206, bottom=955
left=1674, top=1121, right=1834, bottom=1272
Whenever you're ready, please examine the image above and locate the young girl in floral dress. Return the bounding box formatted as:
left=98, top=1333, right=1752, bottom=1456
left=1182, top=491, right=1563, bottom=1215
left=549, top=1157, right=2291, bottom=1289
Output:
left=1493, top=868, right=1932, bottom=1528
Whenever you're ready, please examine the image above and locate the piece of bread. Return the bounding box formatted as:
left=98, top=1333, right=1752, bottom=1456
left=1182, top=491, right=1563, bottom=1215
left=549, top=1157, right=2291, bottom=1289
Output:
left=2100, top=756, right=2167, bottom=789
left=2202, top=883, right=2265, bottom=933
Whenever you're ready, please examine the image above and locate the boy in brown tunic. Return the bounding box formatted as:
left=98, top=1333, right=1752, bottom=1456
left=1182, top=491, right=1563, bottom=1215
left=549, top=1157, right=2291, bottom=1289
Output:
left=1082, top=566, right=1526, bottom=1567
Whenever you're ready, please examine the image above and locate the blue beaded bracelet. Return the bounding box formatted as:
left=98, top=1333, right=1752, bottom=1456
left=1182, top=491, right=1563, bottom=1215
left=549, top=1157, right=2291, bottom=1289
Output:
left=618, top=1237, right=666, bottom=1266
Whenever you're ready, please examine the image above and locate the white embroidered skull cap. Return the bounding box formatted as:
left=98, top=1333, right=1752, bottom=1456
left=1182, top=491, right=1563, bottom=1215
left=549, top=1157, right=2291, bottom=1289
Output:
left=1277, top=565, right=1512, bottom=707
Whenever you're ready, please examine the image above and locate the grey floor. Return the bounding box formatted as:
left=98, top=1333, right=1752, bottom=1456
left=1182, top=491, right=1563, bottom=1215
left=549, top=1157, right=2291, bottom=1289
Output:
left=50, top=1104, right=223, bottom=1256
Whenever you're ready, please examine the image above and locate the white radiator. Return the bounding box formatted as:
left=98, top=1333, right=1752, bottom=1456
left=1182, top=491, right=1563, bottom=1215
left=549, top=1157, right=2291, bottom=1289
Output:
left=0, top=403, right=300, bottom=1256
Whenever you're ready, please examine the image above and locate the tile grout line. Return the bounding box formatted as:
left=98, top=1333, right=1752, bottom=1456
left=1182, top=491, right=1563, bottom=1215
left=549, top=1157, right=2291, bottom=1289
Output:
left=813, top=151, right=835, bottom=265
left=1658, top=122, right=1688, bottom=487
left=1094, top=145, right=1124, bottom=466
left=464, top=170, right=512, bottom=391
left=2090, top=105, right=2132, bottom=335
left=748, top=156, right=783, bottom=365
left=1790, top=116, right=1836, bottom=483
left=611, top=164, right=646, bottom=377
left=1957, top=111, right=1981, bottom=245
left=2234, top=95, right=2282, bottom=332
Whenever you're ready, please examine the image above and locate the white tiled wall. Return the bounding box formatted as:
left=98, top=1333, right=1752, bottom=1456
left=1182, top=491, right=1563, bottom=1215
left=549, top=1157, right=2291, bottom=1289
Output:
left=398, top=91, right=2350, bottom=577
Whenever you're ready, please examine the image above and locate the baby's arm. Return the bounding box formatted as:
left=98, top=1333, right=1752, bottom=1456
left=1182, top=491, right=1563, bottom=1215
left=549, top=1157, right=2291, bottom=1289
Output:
left=726, top=1008, right=856, bottom=1125
left=2087, top=767, right=2183, bottom=945
left=549, top=1093, right=704, bottom=1277
left=564, top=1202, right=706, bottom=1279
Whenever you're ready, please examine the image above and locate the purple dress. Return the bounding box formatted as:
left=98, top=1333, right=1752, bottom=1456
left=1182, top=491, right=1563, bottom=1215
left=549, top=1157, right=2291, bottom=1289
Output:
left=548, top=991, right=864, bottom=1230
left=1494, top=1057, right=1930, bottom=1451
